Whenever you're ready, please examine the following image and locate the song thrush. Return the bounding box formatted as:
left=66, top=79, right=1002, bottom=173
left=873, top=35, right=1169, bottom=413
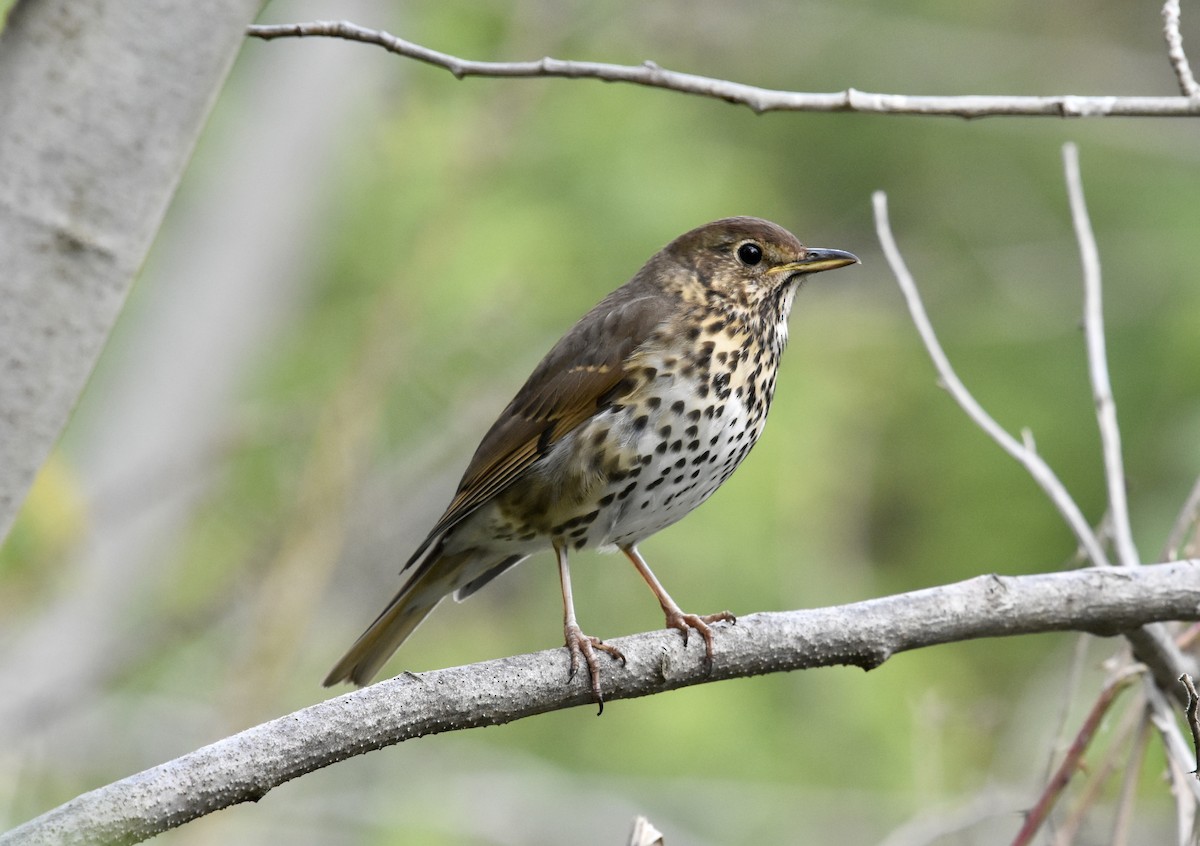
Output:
left=325, top=217, right=857, bottom=708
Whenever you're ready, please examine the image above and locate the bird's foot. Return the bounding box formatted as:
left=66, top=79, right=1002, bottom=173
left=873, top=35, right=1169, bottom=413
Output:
left=664, top=609, right=736, bottom=669
left=564, top=624, right=626, bottom=715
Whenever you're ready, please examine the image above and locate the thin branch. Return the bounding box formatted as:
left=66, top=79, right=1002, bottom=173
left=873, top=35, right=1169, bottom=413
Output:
left=4, top=561, right=1200, bottom=846
left=1010, top=664, right=1144, bottom=846
left=1062, top=142, right=1141, bottom=569
left=1163, top=0, right=1200, bottom=98
left=872, top=190, right=1111, bottom=568
left=1144, top=678, right=1200, bottom=841
left=244, top=21, right=1200, bottom=119
left=1181, top=674, right=1200, bottom=778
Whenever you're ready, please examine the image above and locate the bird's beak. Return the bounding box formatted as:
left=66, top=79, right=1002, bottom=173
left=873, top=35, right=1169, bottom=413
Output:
left=774, top=247, right=860, bottom=276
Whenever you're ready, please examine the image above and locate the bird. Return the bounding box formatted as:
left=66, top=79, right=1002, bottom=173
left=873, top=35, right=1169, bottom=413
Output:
left=324, top=217, right=858, bottom=709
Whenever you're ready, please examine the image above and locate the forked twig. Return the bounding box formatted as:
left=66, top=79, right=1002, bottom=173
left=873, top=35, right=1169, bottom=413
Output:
left=872, top=191, right=1110, bottom=568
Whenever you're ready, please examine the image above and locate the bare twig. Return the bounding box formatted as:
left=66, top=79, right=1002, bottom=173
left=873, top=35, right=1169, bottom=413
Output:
left=244, top=21, right=1200, bottom=119
left=872, top=190, right=1111, bottom=568
left=1010, top=664, right=1144, bottom=846
left=1181, top=674, right=1200, bottom=778
left=1060, top=143, right=1198, bottom=697
left=1062, top=142, right=1141, bottom=569
left=1163, top=0, right=1200, bottom=98
left=4, top=561, right=1199, bottom=846
left=1144, top=678, right=1200, bottom=842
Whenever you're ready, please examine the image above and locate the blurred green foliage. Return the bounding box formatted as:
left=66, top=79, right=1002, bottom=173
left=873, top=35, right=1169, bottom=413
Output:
left=3, top=1, right=1199, bottom=843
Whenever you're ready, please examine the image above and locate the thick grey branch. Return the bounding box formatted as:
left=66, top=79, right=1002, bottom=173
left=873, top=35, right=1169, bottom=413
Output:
left=5, top=561, right=1200, bottom=846
left=245, top=21, right=1200, bottom=119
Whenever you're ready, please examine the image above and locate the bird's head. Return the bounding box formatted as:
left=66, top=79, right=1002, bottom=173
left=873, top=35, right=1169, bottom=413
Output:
left=656, top=216, right=858, bottom=316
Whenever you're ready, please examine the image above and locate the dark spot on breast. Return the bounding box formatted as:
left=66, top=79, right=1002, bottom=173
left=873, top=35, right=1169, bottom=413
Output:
left=646, top=477, right=664, bottom=491
left=692, top=450, right=711, bottom=465
left=632, top=415, right=649, bottom=431
left=598, top=492, right=616, bottom=507
left=659, top=424, right=672, bottom=438
left=647, top=397, right=662, bottom=410
left=669, top=440, right=683, bottom=452
left=671, top=400, right=685, bottom=414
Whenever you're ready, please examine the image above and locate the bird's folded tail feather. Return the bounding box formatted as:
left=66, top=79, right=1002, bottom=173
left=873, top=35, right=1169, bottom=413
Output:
left=323, top=551, right=471, bottom=687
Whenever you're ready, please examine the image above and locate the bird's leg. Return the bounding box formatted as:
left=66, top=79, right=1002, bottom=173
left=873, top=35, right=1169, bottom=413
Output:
left=556, top=542, right=625, bottom=713
left=621, top=544, right=735, bottom=669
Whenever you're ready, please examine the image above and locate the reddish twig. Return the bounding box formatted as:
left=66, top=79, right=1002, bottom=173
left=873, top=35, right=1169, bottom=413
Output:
left=1010, top=665, right=1144, bottom=846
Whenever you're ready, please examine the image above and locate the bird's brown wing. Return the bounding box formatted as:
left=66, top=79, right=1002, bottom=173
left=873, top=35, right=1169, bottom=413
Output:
left=405, top=286, right=670, bottom=567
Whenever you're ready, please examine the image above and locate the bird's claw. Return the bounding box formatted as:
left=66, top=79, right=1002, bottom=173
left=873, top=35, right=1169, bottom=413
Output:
left=664, top=609, right=735, bottom=670
left=564, top=624, right=625, bottom=715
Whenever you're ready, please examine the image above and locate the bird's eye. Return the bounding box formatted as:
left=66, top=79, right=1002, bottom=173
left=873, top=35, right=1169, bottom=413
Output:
left=736, top=242, right=763, bottom=266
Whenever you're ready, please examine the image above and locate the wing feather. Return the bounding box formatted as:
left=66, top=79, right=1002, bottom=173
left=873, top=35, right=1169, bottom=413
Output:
left=404, top=282, right=670, bottom=568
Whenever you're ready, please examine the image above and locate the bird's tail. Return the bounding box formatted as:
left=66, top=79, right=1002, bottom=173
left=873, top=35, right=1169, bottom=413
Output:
left=323, top=551, right=469, bottom=688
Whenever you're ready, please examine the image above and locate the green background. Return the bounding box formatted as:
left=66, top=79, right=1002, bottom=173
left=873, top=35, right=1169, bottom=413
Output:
left=3, top=1, right=1199, bottom=842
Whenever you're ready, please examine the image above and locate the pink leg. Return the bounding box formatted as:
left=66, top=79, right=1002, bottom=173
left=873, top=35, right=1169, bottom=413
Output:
left=556, top=542, right=625, bottom=713
left=621, top=544, right=735, bottom=668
